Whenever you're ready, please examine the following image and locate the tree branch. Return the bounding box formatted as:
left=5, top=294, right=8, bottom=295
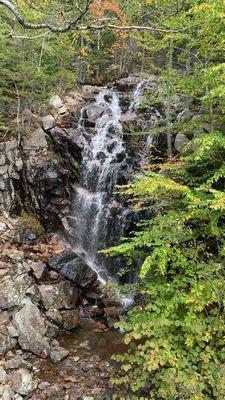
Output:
left=0, top=0, right=190, bottom=34
left=11, top=30, right=51, bottom=39
left=0, top=0, right=93, bottom=32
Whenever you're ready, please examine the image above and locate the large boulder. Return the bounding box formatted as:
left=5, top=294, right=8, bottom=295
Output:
left=39, top=281, right=79, bottom=310
left=119, top=112, right=140, bottom=132
left=82, top=105, right=105, bottom=126
left=114, top=76, right=141, bottom=91
left=14, top=303, right=50, bottom=357
left=174, top=133, right=189, bottom=153
left=22, top=128, right=47, bottom=154
left=48, top=250, right=98, bottom=288
left=0, top=274, right=33, bottom=309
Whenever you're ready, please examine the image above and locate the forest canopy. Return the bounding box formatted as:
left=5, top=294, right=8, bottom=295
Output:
left=0, top=1, right=225, bottom=399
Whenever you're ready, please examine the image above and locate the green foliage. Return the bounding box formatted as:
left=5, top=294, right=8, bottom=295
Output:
left=105, top=136, right=225, bottom=398
left=103, top=1, right=225, bottom=396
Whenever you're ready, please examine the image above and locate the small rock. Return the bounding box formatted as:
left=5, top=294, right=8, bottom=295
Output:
left=7, top=323, right=19, bottom=338
left=0, top=221, right=7, bottom=232
left=0, top=367, right=7, bottom=383
left=49, top=95, right=64, bottom=109
left=23, top=229, right=37, bottom=242
left=0, top=333, right=17, bottom=356
left=50, top=347, right=69, bottom=363
left=5, top=355, right=32, bottom=371
left=2, top=249, right=24, bottom=262
left=31, top=261, right=47, bottom=281
left=0, top=384, right=14, bottom=400
left=60, top=309, right=80, bottom=330
left=38, top=381, right=50, bottom=390
left=46, top=310, right=63, bottom=326
left=49, top=270, right=59, bottom=280
left=0, top=311, right=10, bottom=325
left=10, top=368, right=37, bottom=395
left=42, top=115, right=56, bottom=131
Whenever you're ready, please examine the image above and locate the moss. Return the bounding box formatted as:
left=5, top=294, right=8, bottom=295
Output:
left=20, top=212, right=45, bottom=235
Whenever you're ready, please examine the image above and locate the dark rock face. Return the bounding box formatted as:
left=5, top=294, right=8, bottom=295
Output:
left=48, top=249, right=98, bottom=288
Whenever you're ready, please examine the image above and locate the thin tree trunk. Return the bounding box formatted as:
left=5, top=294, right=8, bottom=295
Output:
left=166, top=37, right=173, bottom=159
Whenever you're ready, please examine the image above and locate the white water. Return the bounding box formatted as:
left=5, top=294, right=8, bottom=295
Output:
left=71, top=89, right=127, bottom=282
left=70, top=79, right=149, bottom=288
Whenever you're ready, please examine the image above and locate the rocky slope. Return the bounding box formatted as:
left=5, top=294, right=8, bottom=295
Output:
left=0, top=75, right=196, bottom=399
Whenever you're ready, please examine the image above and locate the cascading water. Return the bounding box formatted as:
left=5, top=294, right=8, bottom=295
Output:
left=69, top=79, right=148, bottom=283
left=71, top=89, right=127, bottom=282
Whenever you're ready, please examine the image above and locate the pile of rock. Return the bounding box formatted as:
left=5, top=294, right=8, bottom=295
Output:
left=0, top=212, right=125, bottom=398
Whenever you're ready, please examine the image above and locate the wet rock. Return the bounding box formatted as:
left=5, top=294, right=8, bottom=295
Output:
left=101, top=293, right=121, bottom=307
left=84, top=105, right=105, bottom=121
left=39, top=281, right=79, bottom=310
left=60, top=309, right=80, bottom=330
left=48, top=249, right=98, bottom=288
left=14, top=304, right=50, bottom=357
left=42, top=170, right=59, bottom=190
left=10, top=368, right=37, bottom=395
left=0, top=275, right=33, bottom=309
left=174, top=133, right=189, bottom=153
left=50, top=346, right=69, bottom=363
left=104, top=307, right=119, bottom=329
left=42, top=115, right=56, bottom=131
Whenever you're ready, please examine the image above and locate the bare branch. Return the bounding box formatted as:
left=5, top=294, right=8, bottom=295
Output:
left=0, top=0, right=93, bottom=32
left=11, top=30, right=51, bottom=39
left=77, top=23, right=191, bottom=33
left=0, top=0, right=190, bottom=34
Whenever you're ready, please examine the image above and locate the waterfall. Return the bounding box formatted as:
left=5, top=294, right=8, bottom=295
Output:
left=69, top=79, right=148, bottom=283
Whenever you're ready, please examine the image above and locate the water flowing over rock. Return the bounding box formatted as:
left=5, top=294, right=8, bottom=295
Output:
left=48, top=249, right=98, bottom=288
left=66, top=79, right=151, bottom=282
